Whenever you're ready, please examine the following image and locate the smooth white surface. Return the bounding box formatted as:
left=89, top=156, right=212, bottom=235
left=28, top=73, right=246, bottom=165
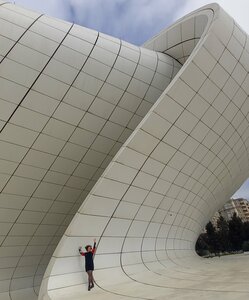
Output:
left=0, top=2, right=249, bottom=300
left=0, top=2, right=180, bottom=299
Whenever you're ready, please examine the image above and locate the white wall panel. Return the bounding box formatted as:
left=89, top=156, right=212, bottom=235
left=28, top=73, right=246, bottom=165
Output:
left=0, top=2, right=249, bottom=300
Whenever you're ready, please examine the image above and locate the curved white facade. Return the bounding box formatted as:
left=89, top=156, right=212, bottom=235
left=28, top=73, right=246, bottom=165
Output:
left=0, top=2, right=249, bottom=300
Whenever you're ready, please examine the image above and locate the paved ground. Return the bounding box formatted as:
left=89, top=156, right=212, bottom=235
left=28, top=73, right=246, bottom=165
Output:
left=47, top=253, right=249, bottom=300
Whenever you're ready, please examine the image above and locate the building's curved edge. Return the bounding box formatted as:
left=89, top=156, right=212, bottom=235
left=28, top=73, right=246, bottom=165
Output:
left=38, top=4, right=217, bottom=297
left=41, top=7, right=219, bottom=300
left=143, top=3, right=219, bottom=48
left=39, top=3, right=249, bottom=299
left=0, top=2, right=182, bottom=299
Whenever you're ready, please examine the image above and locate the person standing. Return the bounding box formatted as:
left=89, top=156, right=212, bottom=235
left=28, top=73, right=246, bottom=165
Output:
left=79, top=239, right=97, bottom=291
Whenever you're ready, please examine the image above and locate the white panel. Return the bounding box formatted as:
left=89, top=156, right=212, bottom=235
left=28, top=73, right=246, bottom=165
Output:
left=1, top=123, right=38, bottom=147
left=8, top=43, right=49, bottom=71
left=33, top=74, right=69, bottom=100
left=44, top=59, right=78, bottom=85
left=0, top=58, right=39, bottom=87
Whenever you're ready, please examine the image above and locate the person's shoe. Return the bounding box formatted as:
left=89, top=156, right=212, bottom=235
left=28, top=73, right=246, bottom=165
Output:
left=91, top=282, right=94, bottom=289
left=88, top=285, right=91, bottom=291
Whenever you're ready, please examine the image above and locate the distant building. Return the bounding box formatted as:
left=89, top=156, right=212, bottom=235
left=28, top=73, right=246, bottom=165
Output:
left=219, top=200, right=238, bottom=222
left=232, top=198, right=249, bottom=222
left=211, top=211, right=221, bottom=228
left=219, top=198, right=249, bottom=223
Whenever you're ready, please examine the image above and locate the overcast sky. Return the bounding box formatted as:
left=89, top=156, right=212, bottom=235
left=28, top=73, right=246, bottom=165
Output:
left=13, top=0, right=249, bottom=45
left=11, top=0, right=249, bottom=200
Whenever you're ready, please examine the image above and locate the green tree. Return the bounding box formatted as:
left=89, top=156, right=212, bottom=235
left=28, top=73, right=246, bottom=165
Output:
left=242, top=221, right=249, bottom=241
left=196, top=211, right=249, bottom=255
left=205, top=221, right=219, bottom=253
left=196, top=233, right=209, bottom=255
left=228, top=213, right=243, bottom=251
left=217, top=215, right=230, bottom=252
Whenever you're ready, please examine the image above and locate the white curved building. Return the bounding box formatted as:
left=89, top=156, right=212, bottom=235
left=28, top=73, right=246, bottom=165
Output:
left=0, top=2, right=249, bottom=299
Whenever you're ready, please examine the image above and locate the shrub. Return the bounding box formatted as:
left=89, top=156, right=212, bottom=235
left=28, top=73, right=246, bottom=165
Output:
left=242, top=241, right=249, bottom=252
left=197, top=249, right=210, bottom=257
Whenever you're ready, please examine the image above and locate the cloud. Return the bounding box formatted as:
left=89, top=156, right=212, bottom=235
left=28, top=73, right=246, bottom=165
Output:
left=14, top=0, right=249, bottom=44
left=58, top=0, right=187, bottom=45
left=14, top=0, right=71, bottom=20
left=14, top=0, right=186, bottom=44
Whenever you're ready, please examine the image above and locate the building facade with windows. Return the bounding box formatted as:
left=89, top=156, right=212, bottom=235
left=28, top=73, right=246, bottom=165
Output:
left=220, top=198, right=249, bottom=222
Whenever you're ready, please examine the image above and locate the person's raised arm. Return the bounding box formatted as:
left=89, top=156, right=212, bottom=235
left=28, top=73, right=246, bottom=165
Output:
left=92, top=239, right=97, bottom=254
